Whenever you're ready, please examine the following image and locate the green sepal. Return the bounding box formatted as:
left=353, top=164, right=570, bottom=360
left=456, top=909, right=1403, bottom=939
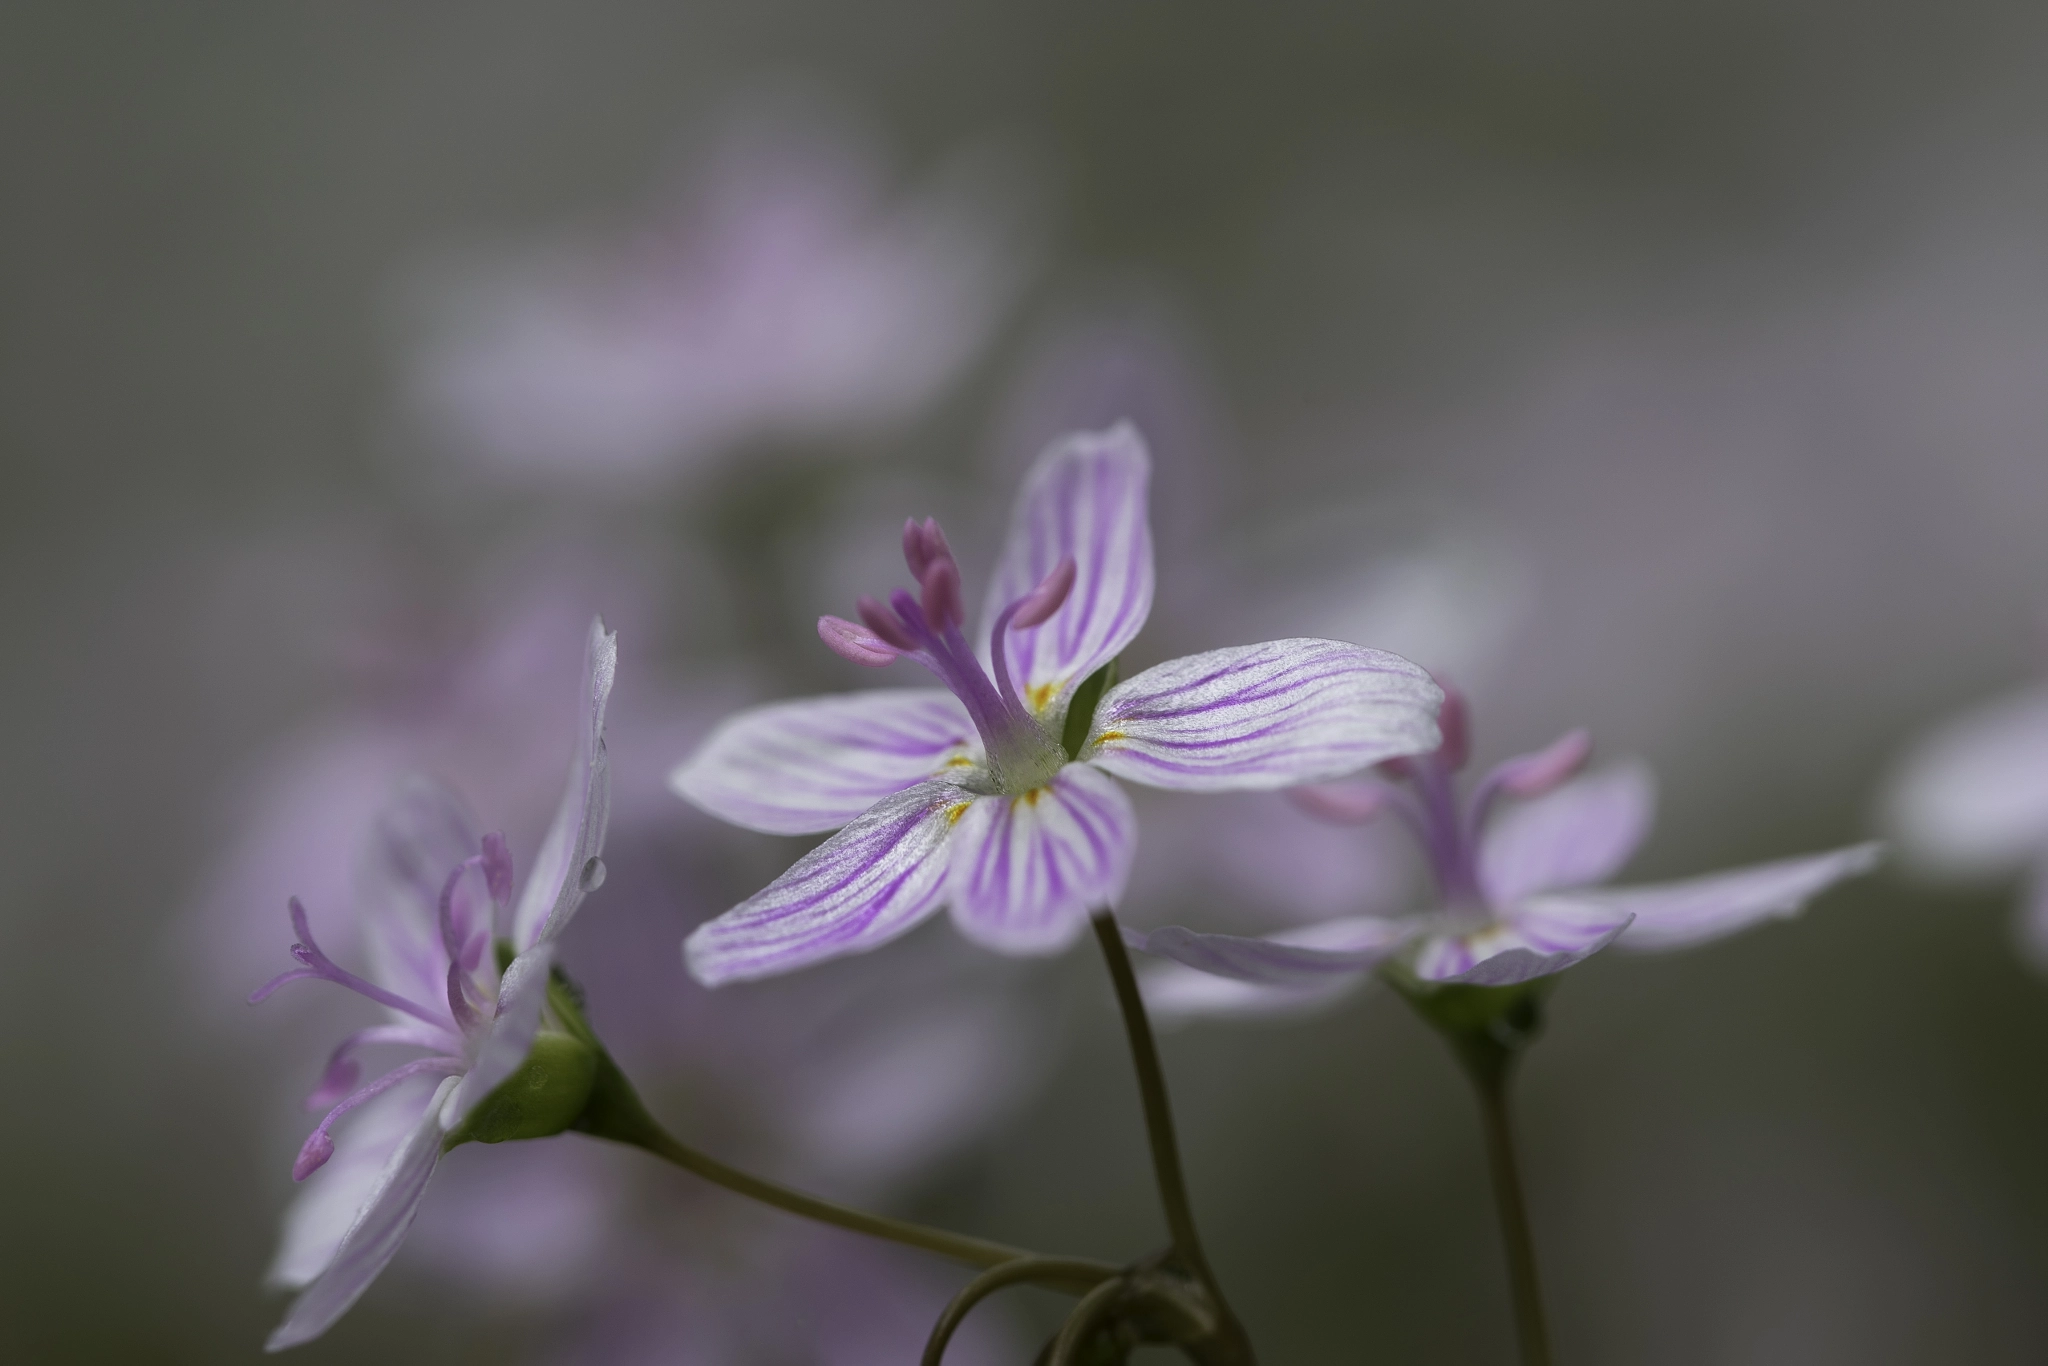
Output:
left=1061, top=656, right=1121, bottom=762
left=442, top=966, right=608, bottom=1152
left=443, top=1030, right=599, bottom=1149
left=1382, top=963, right=1552, bottom=1084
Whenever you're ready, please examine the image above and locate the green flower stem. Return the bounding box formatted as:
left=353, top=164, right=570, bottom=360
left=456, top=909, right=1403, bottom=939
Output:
left=1459, top=1037, right=1553, bottom=1366
left=1392, top=974, right=1554, bottom=1366
left=922, top=1257, right=1120, bottom=1366
left=1046, top=1276, right=1128, bottom=1366
left=1089, top=912, right=1255, bottom=1364
left=576, top=1046, right=1111, bottom=1286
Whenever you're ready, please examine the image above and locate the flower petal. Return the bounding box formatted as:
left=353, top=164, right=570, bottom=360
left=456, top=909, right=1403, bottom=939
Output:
left=1606, top=841, right=1882, bottom=951
left=266, top=1075, right=459, bottom=1352
left=443, top=942, right=556, bottom=1128
left=1885, top=685, right=2048, bottom=876
left=685, top=779, right=968, bottom=985
left=512, top=618, right=618, bottom=949
left=266, top=1078, right=442, bottom=1291
left=1479, top=762, right=1656, bottom=904
left=1141, top=963, right=1365, bottom=1023
left=1085, top=639, right=1442, bottom=791
left=1412, top=901, right=1636, bottom=986
left=356, top=776, right=480, bottom=1017
left=670, top=689, right=981, bottom=835
left=1133, top=915, right=1412, bottom=987
left=947, top=764, right=1136, bottom=954
left=980, top=424, right=1154, bottom=717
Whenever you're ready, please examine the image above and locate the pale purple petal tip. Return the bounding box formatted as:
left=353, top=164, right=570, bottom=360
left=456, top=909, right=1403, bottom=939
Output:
left=1289, top=779, right=1396, bottom=825
left=819, top=615, right=900, bottom=667
left=1490, top=729, right=1594, bottom=799
left=1009, top=554, right=1077, bottom=630
left=1611, top=841, right=1883, bottom=951
left=293, top=1130, right=336, bottom=1182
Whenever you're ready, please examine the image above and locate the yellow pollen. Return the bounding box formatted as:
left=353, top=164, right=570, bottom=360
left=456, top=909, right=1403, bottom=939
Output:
left=1023, top=788, right=1043, bottom=807
left=1094, top=730, right=1125, bottom=745
left=1027, top=681, right=1058, bottom=714
left=945, top=802, right=972, bottom=826
left=942, top=754, right=975, bottom=769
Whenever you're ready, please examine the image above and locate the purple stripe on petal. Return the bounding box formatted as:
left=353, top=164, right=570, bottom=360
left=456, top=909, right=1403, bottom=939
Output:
left=684, top=780, right=969, bottom=985
left=978, top=425, right=1154, bottom=715
left=671, top=689, right=982, bottom=835
left=946, top=764, right=1135, bottom=954
left=1086, top=639, right=1442, bottom=792
left=1605, top=841, right=1883, bottom=951
left=1413, top=902, right=1634, bottom=986
left=266, top=1075, right=458, bottom=1351
left=267, top=1078, right=440, bottom=1292
left=1134, top=915, right=1412, bottom=987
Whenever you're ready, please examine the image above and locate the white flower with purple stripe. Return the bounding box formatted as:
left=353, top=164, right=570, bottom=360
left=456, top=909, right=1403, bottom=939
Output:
left=672, top=424, right=1445, bottom=983
left=252, top=617, right=616, bottom=1351
left=1134, top=685, right=1882, bottom=1015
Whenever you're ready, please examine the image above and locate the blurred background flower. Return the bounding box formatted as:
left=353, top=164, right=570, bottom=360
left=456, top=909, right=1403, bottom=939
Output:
left=13, top=2, right=2048, bottom=1362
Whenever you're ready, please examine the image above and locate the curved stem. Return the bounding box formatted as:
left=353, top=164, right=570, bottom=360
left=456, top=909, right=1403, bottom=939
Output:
left=1464, top=1049, right=1552, bottom=1366
left=1091, top=912, right=1208, bottom=1264
left=1046, top=1275, right=1127, bottom=1366
left=924, top=1258, right=1119, bottom=1366
left=578, top=1051, right=1080, bottom=1273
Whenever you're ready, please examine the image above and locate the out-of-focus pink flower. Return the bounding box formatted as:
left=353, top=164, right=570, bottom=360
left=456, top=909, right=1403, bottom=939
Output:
left=1136, top=684, right=1880, bottom=1017
left=672, top=424, right=1444, bottom=982
left=1884, top=679, right=2048, bottom=962
left=410, top=103, right=1030, bottom=492
left=257, top=620, right=616, bottom=1350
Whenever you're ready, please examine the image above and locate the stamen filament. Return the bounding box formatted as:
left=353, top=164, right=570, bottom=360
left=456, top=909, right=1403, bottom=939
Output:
left=259, top=897, right=457, bottom=1031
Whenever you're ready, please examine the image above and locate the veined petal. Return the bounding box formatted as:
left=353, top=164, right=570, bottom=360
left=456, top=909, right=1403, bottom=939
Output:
left=512, top=618, right=617, bottom=949
left=947, top=764, right=1136, bottom=953
left=443, top=942, right=556, bottom=1127
left=1479, top=762, right=1656, bottom=904
left=1141, top=962, right=1365, bottom=1023
left=266, top=1075, right=459, bottom=1352
left=1412, top=902, right=1635, bottom=986
left=980, top=424, right=1154, bottom=717
left=266, top=1078, right=441, bottom=1291
left=1606, top=841, right=1883, bottom=951
left=670, top=689, right=981, bottom=835
left=1085, top=639, right=1441, bottom=791
left=1134, top=915, right=1412, bottom=987
left=685, top=779, right=968, bottom=985
left=357, top=777, right=479, bottom=1019
left=1885, top=685, right=2048, bottom=876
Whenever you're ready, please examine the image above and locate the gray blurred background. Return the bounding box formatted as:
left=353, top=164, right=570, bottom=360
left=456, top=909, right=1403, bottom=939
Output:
left=8, top=2, right=2048, bottom=1362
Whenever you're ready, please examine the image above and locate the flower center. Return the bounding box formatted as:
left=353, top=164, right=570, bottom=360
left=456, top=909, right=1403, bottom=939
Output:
left=817, top=517, right=1076, bottom=796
